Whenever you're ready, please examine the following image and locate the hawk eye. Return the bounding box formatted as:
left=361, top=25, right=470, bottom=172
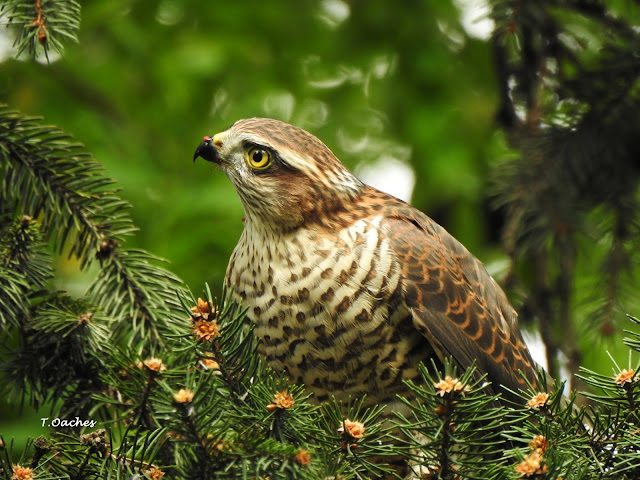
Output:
left=246, top=147, right=272, bottom=170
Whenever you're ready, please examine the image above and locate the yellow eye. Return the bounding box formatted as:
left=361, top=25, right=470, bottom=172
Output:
left=245, top=147, right=272, bottom=170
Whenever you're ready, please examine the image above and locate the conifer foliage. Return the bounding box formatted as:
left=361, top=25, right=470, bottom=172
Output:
left=1, top=0, right=80, bottom=60
left=490, top=0, right=640, bottom=385
left=1, top=1, right=640, bottom=479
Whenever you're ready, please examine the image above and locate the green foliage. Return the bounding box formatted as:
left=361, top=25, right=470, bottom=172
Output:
left=0, top=102, right=639, bottom=476
left=0, top=215, right=50, bottom=327
left=2, top=284, right=640, bottom=479
left=397, top=360, right=508, bottom=479
left=0, top=429, right=167, bottom=480
left=0, top=104, right=187, bottom=420
left=2, top=293, right=111, bottom=415
left=318, top=397, right=396, bottom=479
left=489, top=0, right=640, bottom=385
left=0, top=0, right=632, bottom=392
left=0, top=105, right=135, bottom=263
left=2, top=1, right=640, bottom=479
left=1, top=0, right=80, bottom=60
left=0, top=0, right=490, bottom=293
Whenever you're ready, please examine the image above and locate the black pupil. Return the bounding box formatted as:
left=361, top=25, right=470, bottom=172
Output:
left=253, top=150, right=264, bottom=163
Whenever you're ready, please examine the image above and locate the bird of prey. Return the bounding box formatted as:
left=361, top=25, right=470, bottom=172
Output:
left=194, top=118, right=538, bottom=415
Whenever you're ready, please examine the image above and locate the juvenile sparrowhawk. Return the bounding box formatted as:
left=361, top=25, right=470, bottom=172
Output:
left=194, top=118, right=538, bottom=414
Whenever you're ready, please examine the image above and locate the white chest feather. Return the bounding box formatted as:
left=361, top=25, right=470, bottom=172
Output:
left=225, top=217, right=424, bottom=402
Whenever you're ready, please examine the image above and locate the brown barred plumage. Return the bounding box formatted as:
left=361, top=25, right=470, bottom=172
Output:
left=195, top=118, right=539, bottom=473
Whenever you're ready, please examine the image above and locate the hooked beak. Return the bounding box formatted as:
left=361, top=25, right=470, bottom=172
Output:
left=193, top=136, right=220, bottom=163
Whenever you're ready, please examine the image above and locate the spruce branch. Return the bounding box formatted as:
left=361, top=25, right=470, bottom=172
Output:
left=318, top=396, right=396, bottom=479
left=0, top=215, right=52, bottom=289
left=18, top=428, right=168, bottom=480
left=145, top=292, right=329, bottom=479
left=0, top=266, right=31, bottom=328
left=0, top=0, right=81, bottom=60
left=573, top=356, right=640, bottom=478
left=0, top=105, right=188, bottom=348
left=489, top=1, right=640, bottom=383
left=0, top=105, right=136, bottom=265
left=0, top=106, right=189, bottom=422
left=5, top=294, right=640, bottom=478
left=0, top=215, right=51, bottom=327
left=0, top=293, right=110, bottom=413
left=87, top=248, right=188, bottom=347
left=396, top=360, right=507, bottom=479
left=185, top=288, right=261, bottom=401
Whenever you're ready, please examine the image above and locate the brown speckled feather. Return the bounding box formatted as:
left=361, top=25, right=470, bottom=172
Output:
left=195, top=117, right=539, bottom=410
left=371, top=189, right=538, bottom=399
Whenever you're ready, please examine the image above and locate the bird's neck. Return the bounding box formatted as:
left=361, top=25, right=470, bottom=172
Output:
left=241, top=178, right=366, bottom=234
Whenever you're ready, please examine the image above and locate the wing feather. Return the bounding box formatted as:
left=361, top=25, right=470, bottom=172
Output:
left=382, top=211, right=538, bottom=400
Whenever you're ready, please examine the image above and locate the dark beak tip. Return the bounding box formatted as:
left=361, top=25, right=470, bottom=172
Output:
left=193, top=138, right=218, bottom=163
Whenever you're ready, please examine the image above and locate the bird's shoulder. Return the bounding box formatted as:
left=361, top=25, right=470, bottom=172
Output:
left=353, top=185, right=470, bottom=263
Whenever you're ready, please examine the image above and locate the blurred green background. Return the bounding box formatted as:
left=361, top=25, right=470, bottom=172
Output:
left=4, top=0, right=614, bottom=442
left=1, top=0, right=502, bottom=294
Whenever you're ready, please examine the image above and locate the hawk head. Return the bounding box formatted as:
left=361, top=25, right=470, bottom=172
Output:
left=194, top=118, right=363, bottom=230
